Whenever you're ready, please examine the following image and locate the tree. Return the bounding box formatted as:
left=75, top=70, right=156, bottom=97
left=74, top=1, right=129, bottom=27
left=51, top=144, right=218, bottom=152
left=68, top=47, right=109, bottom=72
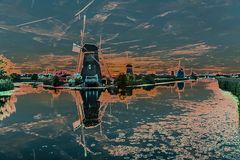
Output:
left=0, top=69, right=9, bottom=80
left=31, top=74, right=38, bottom=81
left=52, top=76, right=61, bottom=87
left=115, top=73, right=128, bottom=88
left=0, top=79, right=14, bottom=91
left=10, top=73, right=21, bottom=82
left=142, top=75, right=155, bottom=84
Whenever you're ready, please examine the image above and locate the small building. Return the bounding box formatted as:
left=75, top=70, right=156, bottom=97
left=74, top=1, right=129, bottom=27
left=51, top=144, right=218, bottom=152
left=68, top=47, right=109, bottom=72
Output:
left=126, top=64, right=133, bottom=75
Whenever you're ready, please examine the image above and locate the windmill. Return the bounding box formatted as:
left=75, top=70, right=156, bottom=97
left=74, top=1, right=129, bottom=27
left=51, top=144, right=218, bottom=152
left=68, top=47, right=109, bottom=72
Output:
left=72, top=15, right=103, bottom=87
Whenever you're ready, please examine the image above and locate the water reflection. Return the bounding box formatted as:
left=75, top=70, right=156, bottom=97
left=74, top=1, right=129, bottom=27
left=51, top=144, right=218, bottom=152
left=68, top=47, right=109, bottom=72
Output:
left=0, top=96, right=16, bottom=121
left=80, top=90, right=102, bottom=128
left=0, top=81, right=192, bottom=123
left=0, top=80, right=239, bottom=159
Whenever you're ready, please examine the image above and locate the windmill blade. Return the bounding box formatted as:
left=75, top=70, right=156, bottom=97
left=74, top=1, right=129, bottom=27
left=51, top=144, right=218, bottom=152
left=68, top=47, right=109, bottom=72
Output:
left=72, top=43, right=81, bottom=53
left=16, top=17, right=53, bottom=27
left=99, top=35, right=102, bottom=54
left=80, top=15, right=86, bottom=46
left=90, top=55, right=112, bottom=78
left=74, top=0, right=95, bottom=18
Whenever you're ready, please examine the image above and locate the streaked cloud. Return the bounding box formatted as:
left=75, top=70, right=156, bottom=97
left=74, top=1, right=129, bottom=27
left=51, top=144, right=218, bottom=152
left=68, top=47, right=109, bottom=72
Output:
left=168, top=42, right=217, bottom=56
left=91, top=14, right=111, bottom=23
left=154, top=10, right=177, bottom=19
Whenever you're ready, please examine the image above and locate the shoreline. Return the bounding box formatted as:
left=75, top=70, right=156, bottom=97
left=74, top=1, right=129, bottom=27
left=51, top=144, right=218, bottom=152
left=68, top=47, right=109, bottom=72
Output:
left=12, top=79, right=190, bottom=91
left=217, top=78, right=240, bottom=109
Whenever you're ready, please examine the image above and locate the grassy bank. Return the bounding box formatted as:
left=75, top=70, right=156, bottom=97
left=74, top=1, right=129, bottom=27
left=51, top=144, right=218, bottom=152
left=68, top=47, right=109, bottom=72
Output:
left=217, top=78, right=240, bottom=108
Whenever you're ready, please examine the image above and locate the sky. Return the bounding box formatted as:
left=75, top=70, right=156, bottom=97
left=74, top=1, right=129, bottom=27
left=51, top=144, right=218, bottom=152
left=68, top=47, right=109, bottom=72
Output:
left=0, top=0, right=240, bottom=74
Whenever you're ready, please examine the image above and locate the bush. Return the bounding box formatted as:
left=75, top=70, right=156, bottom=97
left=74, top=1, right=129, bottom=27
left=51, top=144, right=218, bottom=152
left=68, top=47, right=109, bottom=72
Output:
left=52, top=76, right=61, bottom=87
left=0, top=79, right=14, bottom=91
left=75, top=78, right=83, bottom=85
left=31, top=74, right=38, bottom=81
left=115, top=73, right=128, bottom=88
left=10, top=73, right=21, bottom=82
left=0, top=70, right=10, bottom=80
left=142, top=75, right=155, bottom=84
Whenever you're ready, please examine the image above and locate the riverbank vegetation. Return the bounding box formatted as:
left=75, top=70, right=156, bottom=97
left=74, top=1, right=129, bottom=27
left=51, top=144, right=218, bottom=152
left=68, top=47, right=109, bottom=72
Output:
left=218, top=78, right=240, bottom=108
left=0, top=69, right=14, bottom=92
left=114, top=73, right=185, bottom=88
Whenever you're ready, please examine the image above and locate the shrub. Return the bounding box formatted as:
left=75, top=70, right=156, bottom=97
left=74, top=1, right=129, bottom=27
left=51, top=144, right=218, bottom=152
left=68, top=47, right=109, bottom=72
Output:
left=142, top=75, right=155, bottom=84
left=31, top=74, right=38, bottom=81
left=115, top=73, right=128, bottom=88
left=0, top=79, right=14, bottom=91
left=52, top=76, right=61, bottom=87
left=10, top=73, right=21, bottom=82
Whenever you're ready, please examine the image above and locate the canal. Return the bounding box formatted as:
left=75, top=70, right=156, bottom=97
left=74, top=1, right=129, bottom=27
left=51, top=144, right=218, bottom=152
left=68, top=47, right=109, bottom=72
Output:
left=0, top=79, right=239, bottom=159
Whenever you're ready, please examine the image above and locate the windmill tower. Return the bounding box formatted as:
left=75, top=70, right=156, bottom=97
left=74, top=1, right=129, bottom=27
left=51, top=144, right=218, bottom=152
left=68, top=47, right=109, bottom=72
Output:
left=126, top=52, right=133, bottom=75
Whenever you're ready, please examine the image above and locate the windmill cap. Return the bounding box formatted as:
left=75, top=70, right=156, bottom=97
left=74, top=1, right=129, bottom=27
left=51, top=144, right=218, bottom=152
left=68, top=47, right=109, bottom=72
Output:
left=126, top=64, right=133, bottom=67
left=82, top=44, right=98, bottom=52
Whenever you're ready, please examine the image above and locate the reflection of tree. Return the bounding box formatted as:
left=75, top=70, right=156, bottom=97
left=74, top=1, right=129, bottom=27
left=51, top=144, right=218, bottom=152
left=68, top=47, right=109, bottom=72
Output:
left=0, top=96, right=16, bottom=121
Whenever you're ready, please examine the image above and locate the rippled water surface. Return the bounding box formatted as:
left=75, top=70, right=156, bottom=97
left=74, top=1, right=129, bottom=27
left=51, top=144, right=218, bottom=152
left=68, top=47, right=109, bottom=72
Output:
left=0, top=80, right=239, bottom=160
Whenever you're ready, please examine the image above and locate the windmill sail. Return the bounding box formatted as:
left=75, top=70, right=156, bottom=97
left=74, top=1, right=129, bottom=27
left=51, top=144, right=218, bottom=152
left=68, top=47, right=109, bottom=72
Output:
left=72, top=43, right=81, bottom=53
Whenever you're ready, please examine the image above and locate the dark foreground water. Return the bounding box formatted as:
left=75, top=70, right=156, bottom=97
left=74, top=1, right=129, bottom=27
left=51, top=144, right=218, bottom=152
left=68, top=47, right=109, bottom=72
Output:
left=0, top=80, right=239, bottom=160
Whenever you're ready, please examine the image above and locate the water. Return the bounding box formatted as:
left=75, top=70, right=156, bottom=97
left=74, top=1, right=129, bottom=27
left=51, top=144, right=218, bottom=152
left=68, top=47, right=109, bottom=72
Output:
left=0, top=80, right=239, bottom=160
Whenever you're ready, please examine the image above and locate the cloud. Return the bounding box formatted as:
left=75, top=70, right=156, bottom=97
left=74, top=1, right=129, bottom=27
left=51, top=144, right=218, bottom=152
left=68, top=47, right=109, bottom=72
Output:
left=15, top=54, right=77, bottom=73
left=168, top=42, right=217, bottom=56
left=110, top=39, right=142, bottom=45
left=126, top=16, right=137, bottom=22
left=91, top=14, right=111, bottom=23
left=136, top=22, right=153, bottom=30
left=103, top=2, right=121, bottom=12
left=142, top=45, right=157, bottom=49
left=155, top=10, right=177, bottom=18
left=162, top=23, right=180, bottom=35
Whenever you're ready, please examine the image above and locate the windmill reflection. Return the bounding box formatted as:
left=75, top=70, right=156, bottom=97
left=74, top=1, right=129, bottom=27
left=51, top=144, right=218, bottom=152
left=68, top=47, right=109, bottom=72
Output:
left=0, top=80, right=197, bottom=157
left=80, top=90, right=103, bottom=128
left=176, top=82, right=185, bottom=99
left=72, top=89, right=105, bottom=157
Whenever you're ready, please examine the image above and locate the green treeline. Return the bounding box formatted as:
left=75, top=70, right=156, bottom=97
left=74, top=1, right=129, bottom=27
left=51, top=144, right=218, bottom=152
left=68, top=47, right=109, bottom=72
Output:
left=114, top=73, right=185, bottom=88
left=0, top=70, right=14, bottom=91
left=218, top=78, right=240, bottom=108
